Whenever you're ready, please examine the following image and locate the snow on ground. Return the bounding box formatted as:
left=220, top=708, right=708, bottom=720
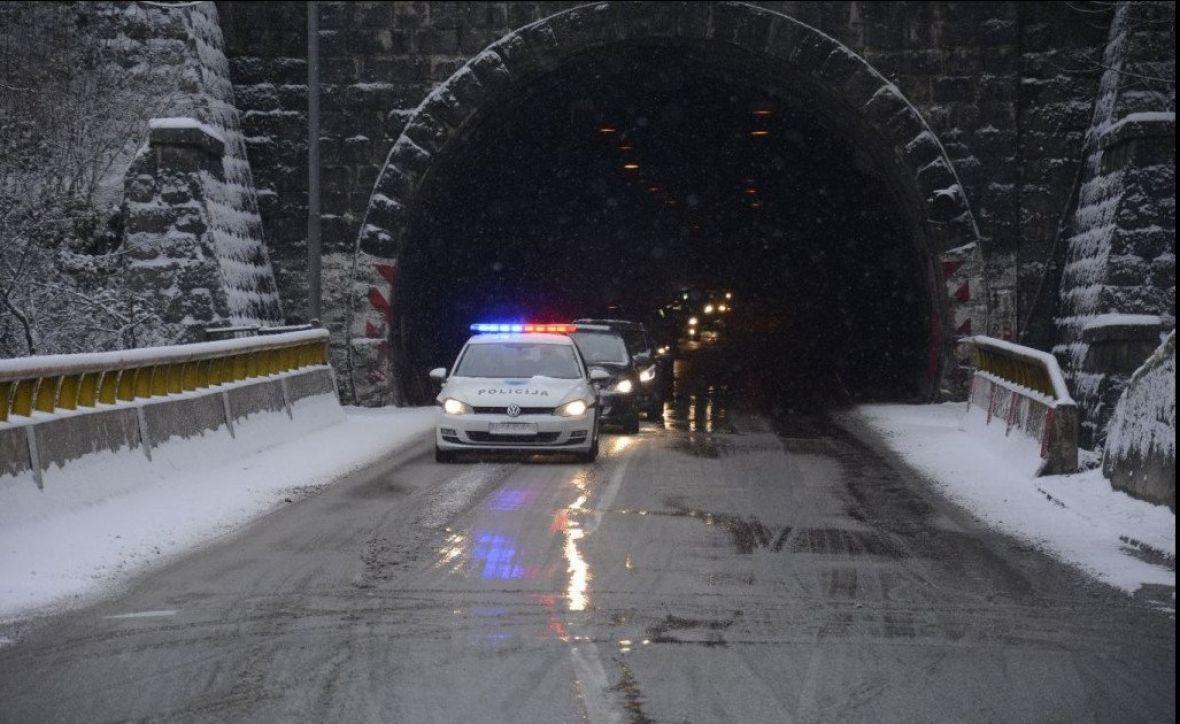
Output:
left=0, top=406, right=435, bottom=621
left=848, top=403, right=1175, bottom=600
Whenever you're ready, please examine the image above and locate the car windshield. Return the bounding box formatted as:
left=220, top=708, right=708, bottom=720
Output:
left=622, top=331, right=649, bottom=355
left=571, top=332, right=630, bottom=365
left=454, top=342, right=581, bottom=379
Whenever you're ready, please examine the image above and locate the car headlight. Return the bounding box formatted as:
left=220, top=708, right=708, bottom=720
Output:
left=638, top=366, right=656, bottom=383
left=442, top=398, right=472, bottom=415
left=555, top=399, right=590, bottom=417
left=612, top=379, right=634, bottom=394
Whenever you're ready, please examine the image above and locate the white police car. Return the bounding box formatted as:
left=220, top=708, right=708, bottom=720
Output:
left=430, top=323, right=610, bottom=463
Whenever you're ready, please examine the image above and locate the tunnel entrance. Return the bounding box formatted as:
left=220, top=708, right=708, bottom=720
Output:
left=345, top=3, right=982, bottom=407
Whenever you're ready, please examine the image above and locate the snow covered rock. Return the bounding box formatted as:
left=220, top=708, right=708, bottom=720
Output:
left=1103, top=331, right=1176, bottom=509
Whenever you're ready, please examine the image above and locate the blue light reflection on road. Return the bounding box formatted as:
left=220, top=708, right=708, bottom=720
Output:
left=472, top=531, right=527, bottom=580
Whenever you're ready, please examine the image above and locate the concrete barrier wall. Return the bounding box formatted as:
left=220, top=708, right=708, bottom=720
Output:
left=0, top=367, right=339, bottom=490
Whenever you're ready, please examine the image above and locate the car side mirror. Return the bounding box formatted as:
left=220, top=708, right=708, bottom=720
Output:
left=632, top=352, right=652, bottom=366
left=429, top=367, right=447, bottom=382
left=588, top=368, right=611, bottom=382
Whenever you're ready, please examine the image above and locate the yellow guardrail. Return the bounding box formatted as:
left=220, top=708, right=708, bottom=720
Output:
left=0, top=330, right=329, bottom=423
left=967, top=336, right=1074, bottom=404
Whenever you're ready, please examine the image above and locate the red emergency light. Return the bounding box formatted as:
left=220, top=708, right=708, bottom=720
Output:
left=470, top=323, right=576, bottom=334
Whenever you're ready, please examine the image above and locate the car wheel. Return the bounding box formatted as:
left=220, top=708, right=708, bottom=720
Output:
left=579, top=437, right=599, bottom=463
left=435, top=447, right=456, bottom=464
left=644, top=402, right=663, bottom=420
left=623, top=413, right=641, bottom=435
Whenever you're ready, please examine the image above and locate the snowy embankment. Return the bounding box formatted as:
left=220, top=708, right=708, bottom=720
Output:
left=847, top=403, right=1175, bottom=599
left=0, top=406, right=435, bottom=620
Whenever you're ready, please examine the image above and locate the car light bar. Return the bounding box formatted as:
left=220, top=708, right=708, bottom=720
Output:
left=470, top=323, right=576, bottom=334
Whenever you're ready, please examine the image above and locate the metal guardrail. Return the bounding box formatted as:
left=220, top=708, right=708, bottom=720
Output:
left=204, top=323, right=316, bottom=340
left=965, top=336, right=1078, bottom=475
left=969, top=336, right=1074, bottom=403
left=0, top=330, right=329, bottom=423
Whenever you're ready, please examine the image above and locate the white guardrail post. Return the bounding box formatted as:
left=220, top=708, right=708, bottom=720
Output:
left=965, top=336, right=1079, bottom=475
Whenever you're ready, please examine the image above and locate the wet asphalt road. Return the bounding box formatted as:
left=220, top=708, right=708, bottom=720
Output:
left=0, top=376, right=1174, bottom=722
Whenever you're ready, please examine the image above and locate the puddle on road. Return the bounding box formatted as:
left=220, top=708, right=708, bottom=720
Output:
left=658, top=383, right=736, bottom=433
left=664, top=497, right=789, bottom=554
left=660, top=496, right=908, bottom=559
left=645, top=613, right=736, bottom=647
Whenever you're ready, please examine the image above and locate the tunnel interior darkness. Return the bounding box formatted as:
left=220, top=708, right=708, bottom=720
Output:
left=398, top=45, right=933, bottom=409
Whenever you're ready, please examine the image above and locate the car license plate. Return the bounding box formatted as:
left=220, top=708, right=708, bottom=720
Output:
left=489, top=422, right=537, bottom=436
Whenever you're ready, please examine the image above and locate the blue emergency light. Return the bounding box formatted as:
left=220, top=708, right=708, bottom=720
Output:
left=470, top=323, right=576, bottom=334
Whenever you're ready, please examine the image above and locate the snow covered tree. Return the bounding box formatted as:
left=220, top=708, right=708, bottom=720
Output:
left=0, top=2, right=180, bottom=357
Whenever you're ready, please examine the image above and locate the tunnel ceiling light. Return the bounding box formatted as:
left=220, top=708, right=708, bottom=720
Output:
left=744, top=188, right=758, bottom=195
left=750, top=201, right=762, bottom=208
left=623, top=163, right=640, bottom=170
left=619, top=144, right=634, bottom=151
left=750, top=130, right=770, bottom=137
left=647, top=185, right=661, bottom=192
left=753, top=109, right=773, bottom=116
left=598, top=126, right=618, bottom=134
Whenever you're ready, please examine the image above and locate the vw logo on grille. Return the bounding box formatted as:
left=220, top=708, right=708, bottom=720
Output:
left=506, top=403, right=521, bottom=418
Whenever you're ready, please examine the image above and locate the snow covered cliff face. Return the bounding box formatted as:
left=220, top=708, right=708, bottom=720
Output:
left=1054, top=1, right=1176, bottom=446
left=1103, top=331, right=1176, bottom=509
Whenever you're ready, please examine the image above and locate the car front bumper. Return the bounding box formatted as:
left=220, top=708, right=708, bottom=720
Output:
left=597, top=392, right=637, bottom=422
left=436, top=410, right=596, bottom=453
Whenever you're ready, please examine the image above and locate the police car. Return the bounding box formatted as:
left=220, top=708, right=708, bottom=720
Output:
left=430, top=323, right=610, bottom=463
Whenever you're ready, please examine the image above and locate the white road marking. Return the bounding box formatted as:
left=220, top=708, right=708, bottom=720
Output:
left=104, top=610, right=178, bottom=620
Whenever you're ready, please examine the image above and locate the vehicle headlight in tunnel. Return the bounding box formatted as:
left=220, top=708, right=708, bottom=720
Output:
left=704, top=304, right=715, bottom=314
left=612, top=379, right=634, bottom=394
left=688, top=316, right=698, bottom=326
left=555, top=399, right=590, bottom=417
left=639, top=366, right=656, bottom=383
left=442, top=398, right=472, bottom=415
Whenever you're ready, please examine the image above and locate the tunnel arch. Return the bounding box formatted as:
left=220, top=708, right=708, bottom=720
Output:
left=343, top=1, right=984, bottom=406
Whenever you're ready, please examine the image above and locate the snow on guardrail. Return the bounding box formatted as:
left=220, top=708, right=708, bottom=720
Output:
left=0, top=330, right=328, bottom=422
left=964, top=336, right=1079, bottom=476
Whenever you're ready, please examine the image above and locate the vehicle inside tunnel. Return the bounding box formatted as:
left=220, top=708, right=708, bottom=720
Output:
left=398, top=45, right=936, bottom=410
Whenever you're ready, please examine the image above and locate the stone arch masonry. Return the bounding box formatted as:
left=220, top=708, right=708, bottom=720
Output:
left=210, top=0, right=1177, bottom=432
left=217, top=0, right=1118, bottom=406
left=343, top=1, right=984, bottom=405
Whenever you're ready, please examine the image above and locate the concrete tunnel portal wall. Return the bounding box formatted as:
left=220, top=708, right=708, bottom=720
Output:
left=339, top=2, right=986, bottom=406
